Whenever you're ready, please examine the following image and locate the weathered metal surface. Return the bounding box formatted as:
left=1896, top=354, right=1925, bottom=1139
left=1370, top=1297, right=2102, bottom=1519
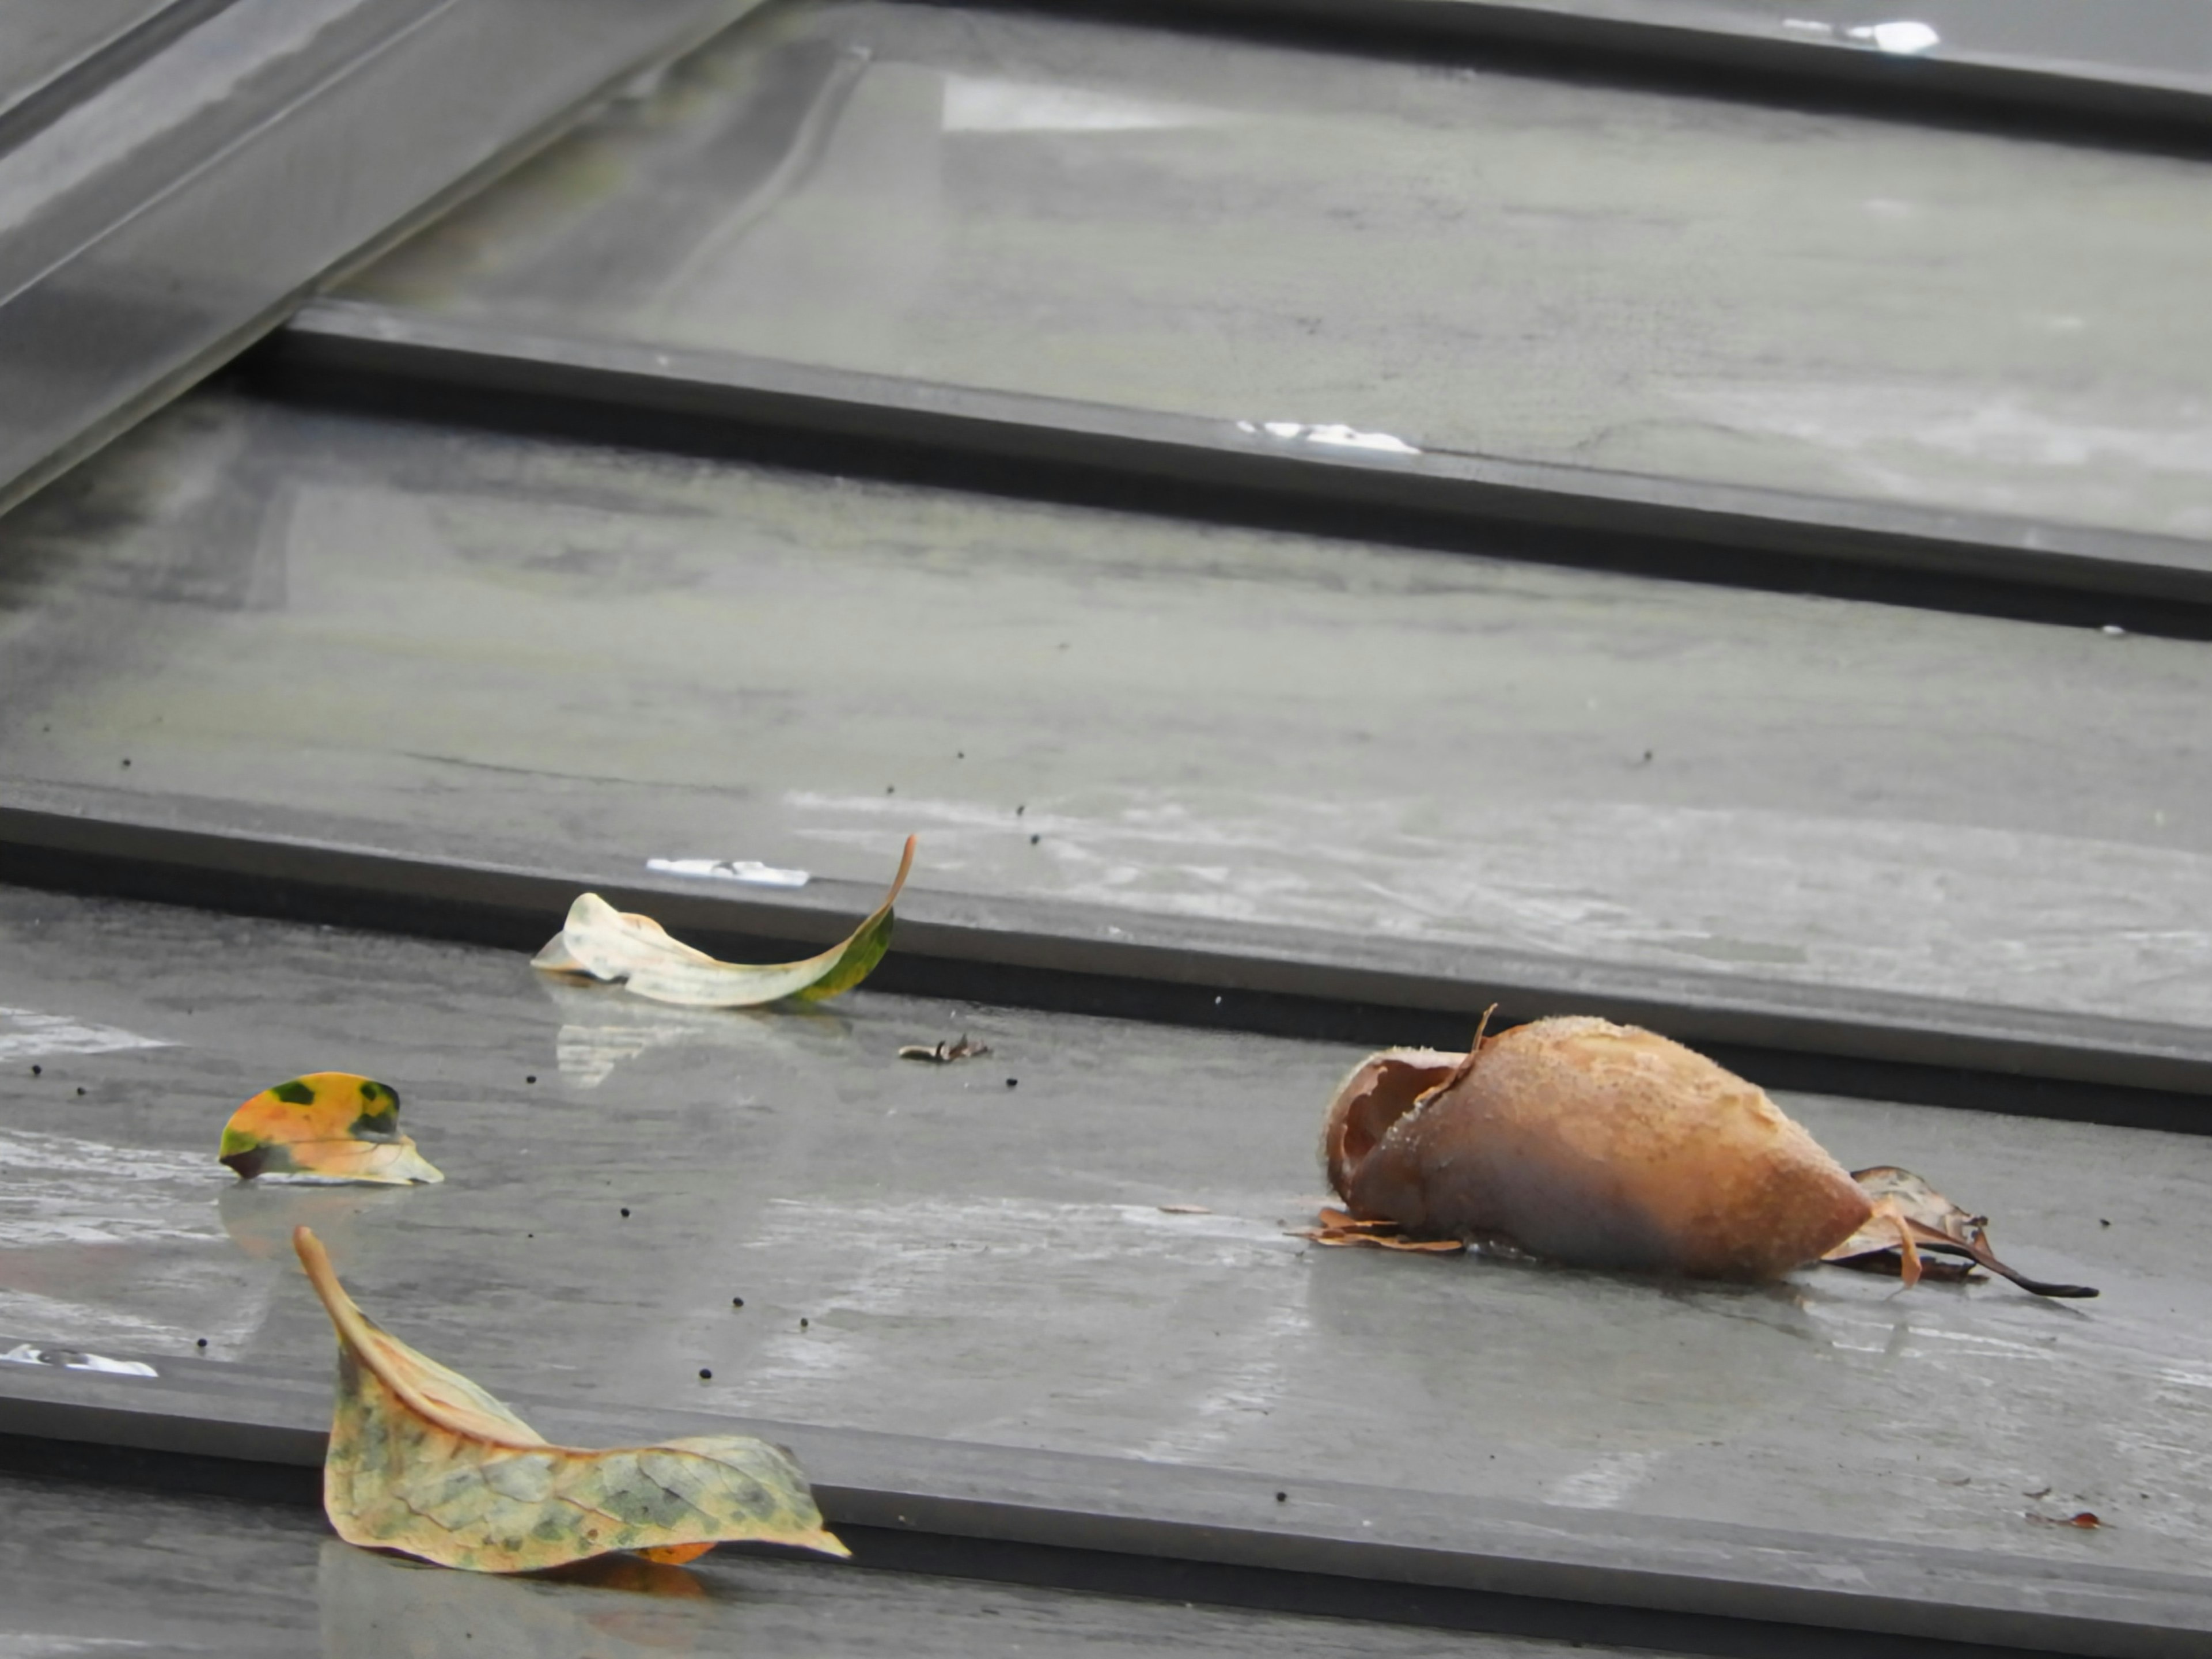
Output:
left=2, top=391, right=2207, bottom=1032
left=0, top=1470, right=1585, bottom=1659
left=0, top=888, right=2205, bottom=1582
left=339, top=0, right=2212, bottom=539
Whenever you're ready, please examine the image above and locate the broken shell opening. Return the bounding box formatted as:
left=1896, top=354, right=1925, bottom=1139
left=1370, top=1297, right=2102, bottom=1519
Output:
left=1322, top=1049, right=1461, bottom=1198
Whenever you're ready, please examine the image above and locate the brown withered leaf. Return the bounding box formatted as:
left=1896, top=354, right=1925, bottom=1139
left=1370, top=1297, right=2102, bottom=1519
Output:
left=1823, top=1167, right=2099, bottom=1298
left=294, top=1226, right=847, bottom=1573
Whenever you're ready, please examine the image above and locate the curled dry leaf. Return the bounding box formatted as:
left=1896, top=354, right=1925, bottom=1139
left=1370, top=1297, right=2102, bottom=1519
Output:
left=293, top=1226, right=847, bottom=1573
left=897, top=1034, right=990, bottom=1064
left=219, top=1074, right=442, bottom=1185
left=1321, top=1017, right=1868, bottom=1281
left=1823, top=1166, right=2098, bottom=1298
left=1318, top=1017, right=2093, bottom=1296
left=535, top=837, right=915, bottom=1009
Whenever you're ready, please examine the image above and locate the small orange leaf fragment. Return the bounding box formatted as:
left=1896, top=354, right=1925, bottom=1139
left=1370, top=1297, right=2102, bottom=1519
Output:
left=218, top=1073, right=441, bottom=1185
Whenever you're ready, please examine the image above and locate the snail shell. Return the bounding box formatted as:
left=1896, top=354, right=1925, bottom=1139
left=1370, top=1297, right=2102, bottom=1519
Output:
left=1322, top=1016, right=1872, bottom=1281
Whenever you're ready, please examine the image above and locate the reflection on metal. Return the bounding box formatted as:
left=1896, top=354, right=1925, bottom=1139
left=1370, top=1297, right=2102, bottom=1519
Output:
left=646, top=857, right=811, bottom=888
left=941, top=74, right=1230, bottom=133
left=1236, top=419, right=1421, bottom=458
left=0, top=1342, right=158, bottom=1378
left=1847, top=20, right=1942, bottom=55
left=0, top=0, right=771, bottom=520
left=1783, top=17, right=1944, bottom=56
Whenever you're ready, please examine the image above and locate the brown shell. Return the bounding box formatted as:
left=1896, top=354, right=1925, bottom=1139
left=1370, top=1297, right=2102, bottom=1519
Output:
left=1321, top=1017, right=1873, bottom=1281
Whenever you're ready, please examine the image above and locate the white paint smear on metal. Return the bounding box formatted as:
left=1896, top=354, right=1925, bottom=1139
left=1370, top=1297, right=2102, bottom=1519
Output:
left=0, top=1007, right=169, bottom=1063
left=942, top=74, right=1230, bottom=134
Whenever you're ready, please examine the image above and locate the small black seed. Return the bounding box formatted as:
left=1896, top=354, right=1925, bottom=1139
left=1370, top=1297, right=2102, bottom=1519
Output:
left=2100, top=1218, right=2112, bottom=1226
left=120, top=759, right=131, bottom=767
left=1016, top=804, right=1025, bottom=815
left=196, top=1338, right=209, bottom=1349
left=29, top=1065, right=40, bottom=1077
left=731, top=1297, right=745, bottom=1308
left=75, top=1087, right=85, bottom=1096
left=1005, top=1077, right=1018, bottom=1089
left=620, top=1207, right=631, bottom=1218
left=1275, top=1491, right=1287, bottom=1503
left=800, top=1317, right=810, bottom=1330
left=698, top=1368, right=713, bottom=1380
left=1029, top=834, right=1040, bottom=844
left=525, top=1074, right=536, bottom=1084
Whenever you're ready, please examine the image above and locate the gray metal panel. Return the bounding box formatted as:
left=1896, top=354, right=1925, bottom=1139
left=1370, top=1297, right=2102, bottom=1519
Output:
left=0, top=1, right=213, bottom=131
left=2, top=389, right=2208, bottom=1055
left=5, top=781, right=2212, bottom=1117
left=332, top=0, right=2212, bottom=543
left=3, top=1355, right=2209, bottom=1657
left=0, top=1471, right=1578, bottom=1659
left=0, top=887, right=2203, bottom=1607
left=273, top=298, right=2212, bottom=622
left=0, top=0, right=770, bottom=518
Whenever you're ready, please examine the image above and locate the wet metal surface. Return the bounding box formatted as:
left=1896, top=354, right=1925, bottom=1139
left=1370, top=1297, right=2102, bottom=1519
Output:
left=1465, top=0, right=2212, bottom=84
left=2, top=391, right=2209, bottom=1028
left=1, top=888, right=2207, bottom=1575
left=0, top=0, right=184, bottom=127
left=339, top=0, right=2212, bottom=539
left=0, top=1471, right=1596, bottom=1658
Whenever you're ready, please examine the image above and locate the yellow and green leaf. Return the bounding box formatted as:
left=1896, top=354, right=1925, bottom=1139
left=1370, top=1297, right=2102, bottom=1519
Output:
left=294, top=1226, right=849, bottom=1573
left=532, top=836, right=915, bottom=1008
left=219, top=1074, right=443, bottom=1185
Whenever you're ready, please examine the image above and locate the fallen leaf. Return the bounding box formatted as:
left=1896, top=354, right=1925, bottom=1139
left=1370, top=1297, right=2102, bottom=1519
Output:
left=1321, top=1019, right=1865, bottom=1281
left=219, top=1074, right=442, bottom=1185
left=293, top=1226, right=847, bottom=1573
left=2028, top=1509, right=2103, bottom=1528
left=1823, top=1167, right=2099, bottom=1299
left=535, top=837, right=914, bottom=1009
left=897, top=1034, right=990, bottom=1063
left=1320, top=1020, right=2097, bottom=1296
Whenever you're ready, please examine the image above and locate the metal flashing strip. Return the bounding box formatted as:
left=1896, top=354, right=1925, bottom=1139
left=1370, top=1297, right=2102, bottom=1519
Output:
left=3, top=781, right=2209, bottom=1127
left=0, top=0, right=772, bottom=521
left=0, top=1, right=240, bottom=154
left=976, top=0, right=2212, bottom=153
left=0, top=1348, right=2205, bottom=1659
left=264, top=302, right=2212, bottom=638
